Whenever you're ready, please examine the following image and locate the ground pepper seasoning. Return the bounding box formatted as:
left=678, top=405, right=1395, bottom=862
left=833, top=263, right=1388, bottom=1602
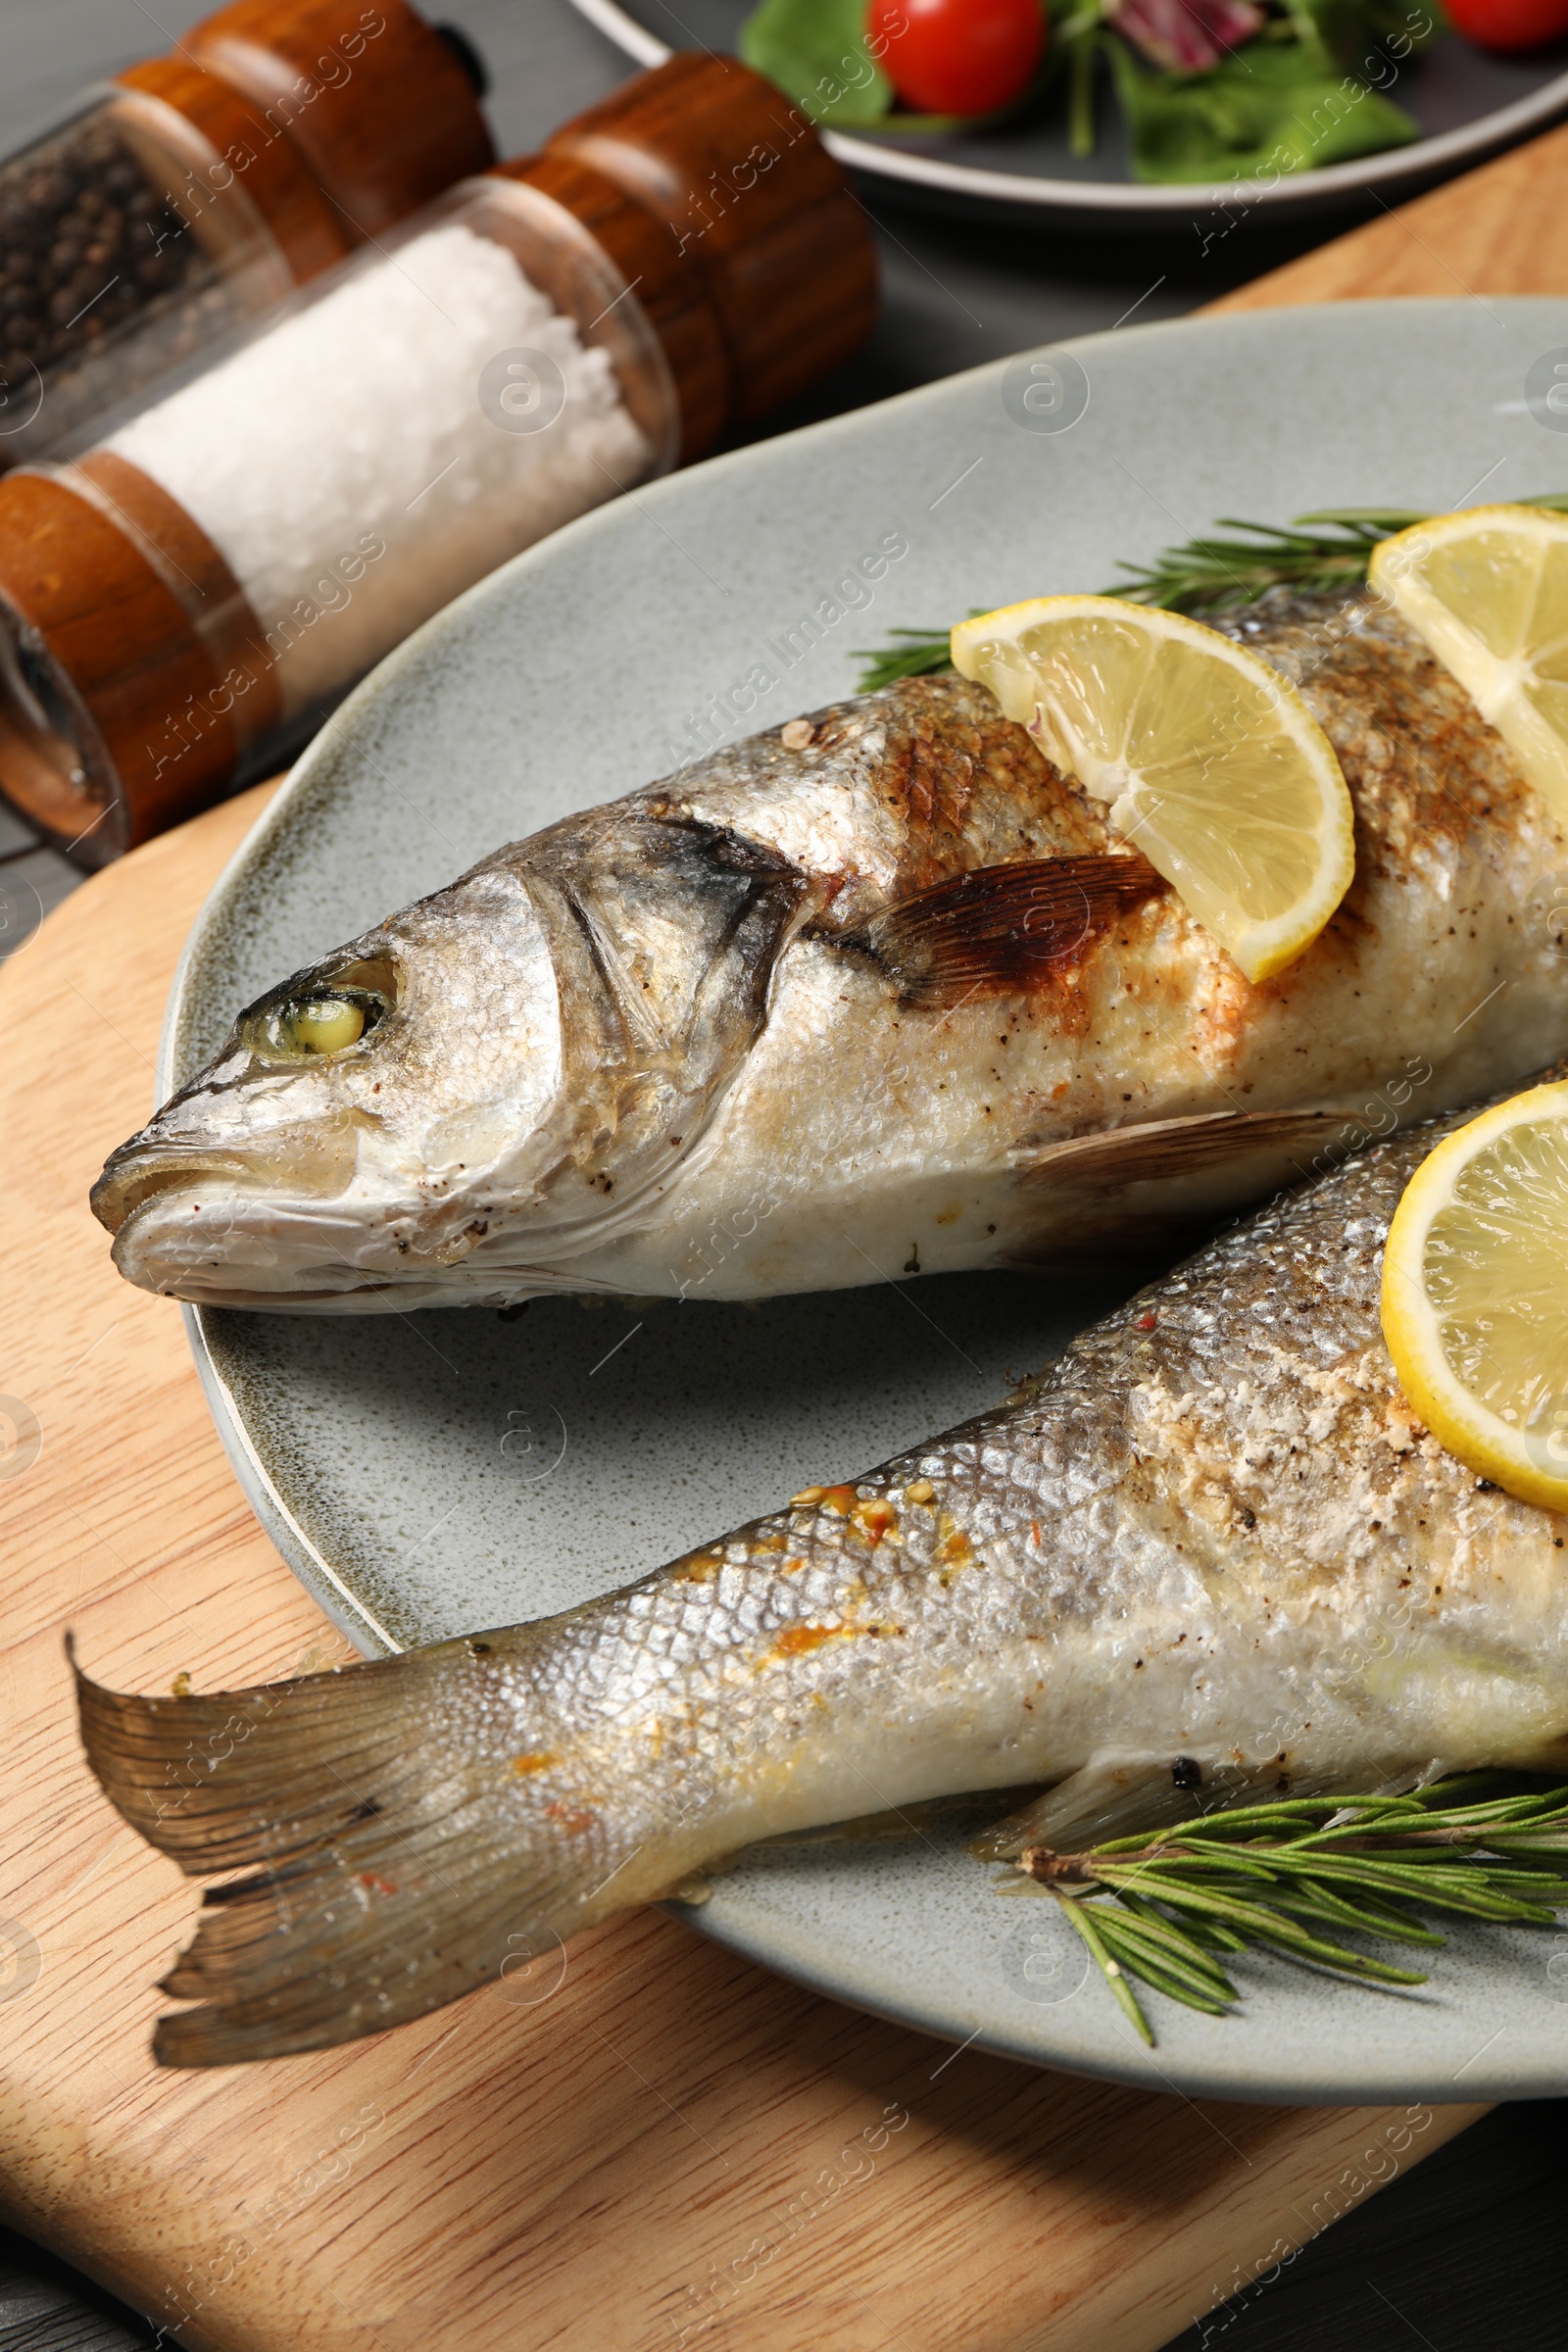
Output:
left=0, top=100, right=285, bottom=466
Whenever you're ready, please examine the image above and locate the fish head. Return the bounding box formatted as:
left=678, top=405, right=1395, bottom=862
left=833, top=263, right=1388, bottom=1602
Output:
left=92, top=858, right=568, bottom=1308
left=92, top=809, right=810, bottom=1309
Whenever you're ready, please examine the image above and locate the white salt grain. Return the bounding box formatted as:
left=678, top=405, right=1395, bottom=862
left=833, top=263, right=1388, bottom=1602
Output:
left=106, top=221, right=649, bottom=714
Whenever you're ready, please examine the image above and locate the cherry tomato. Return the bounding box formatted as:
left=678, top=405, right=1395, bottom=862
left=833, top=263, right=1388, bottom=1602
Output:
left=1442, top=0, right=1568, bottom=45
left=866, top=0, right=1047, bottom=117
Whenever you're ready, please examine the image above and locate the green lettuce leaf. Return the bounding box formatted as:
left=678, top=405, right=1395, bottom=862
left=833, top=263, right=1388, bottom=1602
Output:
left=738, top=0, right=895, bottom=126
left=1284, top=0, right=1445, bottom=73
left=1108, top=37, right=1421, bottom=182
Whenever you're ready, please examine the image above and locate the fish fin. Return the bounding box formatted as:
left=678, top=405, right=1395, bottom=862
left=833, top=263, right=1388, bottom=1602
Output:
left=974, top=1754, right=1215, bottom=1861
left=74, top=1644, right=588, bottom=2067
left=856, top=853, right=1164, bottom=1008
left=974, top=1751, right=1431, bottom=1862
left=1004, top=1103, right=1361, bottom=1267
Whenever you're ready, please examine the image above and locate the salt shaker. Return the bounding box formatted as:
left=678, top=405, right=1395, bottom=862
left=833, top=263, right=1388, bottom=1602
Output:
left=0, top=56, right=877, bottom=865
left=0, top=0, right=492, bottom=470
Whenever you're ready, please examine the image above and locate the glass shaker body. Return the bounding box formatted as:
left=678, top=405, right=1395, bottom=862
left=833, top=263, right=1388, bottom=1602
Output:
left=0, top=176, right=679, bottom=860
left=0, top=86, right=292, bottom=473
left=0, top=1, right=495, bottom=476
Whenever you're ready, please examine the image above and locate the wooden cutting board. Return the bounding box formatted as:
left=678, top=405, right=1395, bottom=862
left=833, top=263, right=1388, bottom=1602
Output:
left=11, top=107, right=1568, bottom=2342
left=1213, top=118, right=1568, bottom=312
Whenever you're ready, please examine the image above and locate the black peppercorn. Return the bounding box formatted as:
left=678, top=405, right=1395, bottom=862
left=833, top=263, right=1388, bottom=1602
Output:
left=0, top=105, right=243, bottom=468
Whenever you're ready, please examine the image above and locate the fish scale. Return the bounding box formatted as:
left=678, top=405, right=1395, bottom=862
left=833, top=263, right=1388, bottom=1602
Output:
left=78, top=1081, right=1568, bottom=2064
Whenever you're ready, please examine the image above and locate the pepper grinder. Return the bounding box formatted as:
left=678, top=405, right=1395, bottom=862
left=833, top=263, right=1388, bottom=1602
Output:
left=0, top=0, right=493, bottom=471
left=0, top=55, right=878, bottom=866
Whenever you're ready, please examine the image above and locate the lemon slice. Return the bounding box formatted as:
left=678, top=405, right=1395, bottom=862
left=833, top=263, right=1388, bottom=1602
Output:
left=951, top=596, right=1354, bottom=985
left=1381, top=1083, right=1568, bottom=1512
left=1369, top=505, right=1568, bottom=830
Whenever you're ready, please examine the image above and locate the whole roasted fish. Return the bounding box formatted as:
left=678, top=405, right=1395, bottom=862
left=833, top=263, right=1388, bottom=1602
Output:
left=92, top=587, right=1568, bottom=1311
left=79, top=1084, right=1568, bottom=2064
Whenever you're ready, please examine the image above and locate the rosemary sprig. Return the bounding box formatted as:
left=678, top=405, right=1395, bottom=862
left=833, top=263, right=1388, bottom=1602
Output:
left=1108, top=506, right=1431, bottom=613
left=853, top=494, right=1568, bottom=692
left=1009, top=1777, right=1568, bottom=2046
left=852, top=613, right=984, bottom=695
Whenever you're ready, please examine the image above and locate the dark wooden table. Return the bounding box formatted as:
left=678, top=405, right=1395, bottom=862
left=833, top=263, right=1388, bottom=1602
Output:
left=2, top=4, right=1565, bottom=2348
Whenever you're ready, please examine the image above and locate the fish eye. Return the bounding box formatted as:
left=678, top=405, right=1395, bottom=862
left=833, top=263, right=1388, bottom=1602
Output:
left=278, top=996, right=369, bottom=1054
left=248, top=987, right=386, bottom=1062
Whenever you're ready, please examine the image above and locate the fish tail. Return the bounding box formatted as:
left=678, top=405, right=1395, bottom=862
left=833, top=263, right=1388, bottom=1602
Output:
left=73, top=1636, right=628, bottom=2067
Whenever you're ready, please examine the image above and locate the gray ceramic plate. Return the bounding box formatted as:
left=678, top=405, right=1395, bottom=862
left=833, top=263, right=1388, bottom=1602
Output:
left=164, top=300, right=1568, bottom=2102
left=569, top=0, right=1568, bottom=225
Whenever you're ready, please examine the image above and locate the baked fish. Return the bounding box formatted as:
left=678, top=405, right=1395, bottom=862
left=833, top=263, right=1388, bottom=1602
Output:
left=92, top=586, right=1568, bottom=1311
left=78, top=1081, right=1568, bottom=2065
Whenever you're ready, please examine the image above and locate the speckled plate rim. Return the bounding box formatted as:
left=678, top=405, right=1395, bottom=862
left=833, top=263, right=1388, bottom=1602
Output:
left=568, top=0, right=1568, bottom=219
left=157, top=299, right=1568, bottom=2102
left=679, top=1874, right=1568, bottom=2105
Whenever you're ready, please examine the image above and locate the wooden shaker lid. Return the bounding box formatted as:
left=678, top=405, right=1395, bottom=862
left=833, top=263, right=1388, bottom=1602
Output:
left=181, top=0, right=495, bottom=252
left=0, top=466, right=276, bottom=864
left=544, top=55, right=877, bottom=432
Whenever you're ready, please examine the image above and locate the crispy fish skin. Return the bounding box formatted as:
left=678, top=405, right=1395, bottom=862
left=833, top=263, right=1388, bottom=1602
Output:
left=79, top=1088, right=1568, bottom=2064
left=94, top=589, right=1568, bottom=1310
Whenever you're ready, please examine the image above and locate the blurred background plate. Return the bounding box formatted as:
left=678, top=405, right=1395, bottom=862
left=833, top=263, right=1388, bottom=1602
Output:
left=167, top=296, right=1568, bottom=2102
left=570, top=0, right=1568, bottom=225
